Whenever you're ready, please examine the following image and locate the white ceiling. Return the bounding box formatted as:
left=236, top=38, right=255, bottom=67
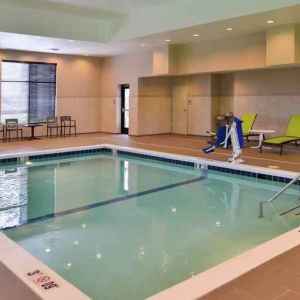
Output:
left=42, top=0, right=171, bottom=14
left=1, top=0, right=300, bottom=57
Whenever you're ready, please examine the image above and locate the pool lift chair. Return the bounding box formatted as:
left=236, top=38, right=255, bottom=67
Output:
left=203, top=116, right=244, bottom=164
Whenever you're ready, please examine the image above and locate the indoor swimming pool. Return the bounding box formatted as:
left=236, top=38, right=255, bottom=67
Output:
left=1, top=150, right=300, bottom=300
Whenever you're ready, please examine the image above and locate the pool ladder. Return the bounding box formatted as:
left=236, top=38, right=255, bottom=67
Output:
left=259, top=173, right=300, bottom=218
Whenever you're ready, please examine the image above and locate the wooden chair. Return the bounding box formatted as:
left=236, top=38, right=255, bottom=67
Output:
left=0, top=124, right=5, bottom=141
left=60, top=116, right=77, bottom=137
left=5, top=119, right=23, bottom=141
left=47, top=116, right=60, bottom=138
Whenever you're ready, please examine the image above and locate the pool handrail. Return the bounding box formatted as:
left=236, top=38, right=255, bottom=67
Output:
left=268, top=173, right=300, bottom=203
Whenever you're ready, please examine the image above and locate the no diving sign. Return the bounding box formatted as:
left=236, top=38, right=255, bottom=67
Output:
left=26, top=269, right=59, bottom=291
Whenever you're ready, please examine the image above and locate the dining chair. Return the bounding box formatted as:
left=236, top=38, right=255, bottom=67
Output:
left=5, top=119, right=23, bottom=141
left=60, top=116, right=77, bottom=137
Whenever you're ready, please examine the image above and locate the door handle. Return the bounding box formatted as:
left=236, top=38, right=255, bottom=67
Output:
left=121, top=108, right=125, bottom=113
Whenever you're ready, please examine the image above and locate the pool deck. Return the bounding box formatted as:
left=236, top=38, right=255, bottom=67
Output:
left=0, top=132, right=299, bottom=300
left=202, top=244, right=300, bottom=300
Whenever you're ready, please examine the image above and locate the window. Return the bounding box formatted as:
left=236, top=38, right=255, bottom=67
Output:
left=1, top=61, right=56, bottom=124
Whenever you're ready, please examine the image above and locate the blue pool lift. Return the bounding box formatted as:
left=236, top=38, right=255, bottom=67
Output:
left=203, top=117, right=244, bottom=164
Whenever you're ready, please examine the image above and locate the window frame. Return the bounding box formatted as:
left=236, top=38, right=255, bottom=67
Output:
left=1, top=60, right=57, bottom=124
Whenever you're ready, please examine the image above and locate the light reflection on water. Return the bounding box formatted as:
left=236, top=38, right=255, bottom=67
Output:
left=0, top=167, right=28, bottom=229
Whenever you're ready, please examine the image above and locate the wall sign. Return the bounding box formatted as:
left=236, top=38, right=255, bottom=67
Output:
left=26, top=269, right=59, bottom=291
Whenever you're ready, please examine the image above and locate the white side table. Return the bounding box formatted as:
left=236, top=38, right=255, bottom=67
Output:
left=249, top=129, right=275, bottom=149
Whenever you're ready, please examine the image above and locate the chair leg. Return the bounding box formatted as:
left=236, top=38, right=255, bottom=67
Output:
left=280, top=145, right=283, bottom=155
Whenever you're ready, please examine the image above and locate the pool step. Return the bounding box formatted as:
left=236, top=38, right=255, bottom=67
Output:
left=279, top=204, right=300, bottom=216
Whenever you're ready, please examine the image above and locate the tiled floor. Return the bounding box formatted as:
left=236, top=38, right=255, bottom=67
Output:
left=202, top=245, right=300, bottom=300
left=0, top=132, right=299, bottom=172
left=0, top=132, right=299, bottom=300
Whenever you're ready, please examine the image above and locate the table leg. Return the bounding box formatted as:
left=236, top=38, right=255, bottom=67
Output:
left=31, top=126, right=34, bottom=139
left=251, top=133, right=263, bottom=149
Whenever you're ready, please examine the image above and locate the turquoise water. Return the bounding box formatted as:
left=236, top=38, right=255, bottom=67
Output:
left=1, top=154, right=300, bottom=300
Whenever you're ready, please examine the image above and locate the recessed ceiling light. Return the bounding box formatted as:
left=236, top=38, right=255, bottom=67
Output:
left=193, top=34, right=199, bottom=37
left=140, top=43, right=146, bottom=46
left=34, top=36, right=41, bottom=39
left=226, top=27, right=233, bottom=31
left=165, top=39, right=171, bottom=42
left=68, top=39, right=75, bottom=42
left=49, top=48, right=60, bottom=51
left=267, top=20, right=274, bottom=24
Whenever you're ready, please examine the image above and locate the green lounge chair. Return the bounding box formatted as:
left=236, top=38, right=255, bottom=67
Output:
left=241, top=113, right=257, bottom=142
left=261, top=115, right=300, bottom=155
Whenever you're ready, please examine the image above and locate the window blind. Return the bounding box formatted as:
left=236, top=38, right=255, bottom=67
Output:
left=1, top=61, right=57, bottom=124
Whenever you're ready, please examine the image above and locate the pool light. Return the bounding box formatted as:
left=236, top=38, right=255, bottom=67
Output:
left=66, top=263, right=72, bottom=269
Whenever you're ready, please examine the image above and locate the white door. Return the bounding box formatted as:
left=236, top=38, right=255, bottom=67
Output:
left=172, top=84, right=188, bottom=134
left=187, top=97, right=211, bottom=135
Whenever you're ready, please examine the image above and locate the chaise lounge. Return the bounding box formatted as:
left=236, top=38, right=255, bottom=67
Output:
left=241, top=113, right=257, bottom=142
left=260, top=114, right=300, bottom=155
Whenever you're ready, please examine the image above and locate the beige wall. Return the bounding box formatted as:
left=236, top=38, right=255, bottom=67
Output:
left=175, top=33, right=266, bottom=75
left=0, top=50, right=103, bottom=137
left=266, top=24, right=296, bottom=66
left=234, top=68, right=300, bottom=136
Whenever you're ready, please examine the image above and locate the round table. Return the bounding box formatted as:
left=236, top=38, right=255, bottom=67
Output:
left=249, top=129, right=274, bottom=149
left=23, top=123, right=43, bottom=140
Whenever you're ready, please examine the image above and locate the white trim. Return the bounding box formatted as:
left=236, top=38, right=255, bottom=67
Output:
left=0, top=233, right=90, bottom=300
left=147, top=227, right=300, bottom=300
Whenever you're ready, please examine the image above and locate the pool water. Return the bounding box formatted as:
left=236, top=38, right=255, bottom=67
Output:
left=1, top=153, right=300, bottom=300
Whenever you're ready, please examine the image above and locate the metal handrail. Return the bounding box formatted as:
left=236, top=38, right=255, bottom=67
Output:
left=259, top=173, right=300, bottom=218
left=268, top=174, right=300, bottom=203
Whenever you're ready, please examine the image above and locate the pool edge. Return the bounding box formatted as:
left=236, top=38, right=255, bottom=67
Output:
left=0, top=233, right=91, bottom=300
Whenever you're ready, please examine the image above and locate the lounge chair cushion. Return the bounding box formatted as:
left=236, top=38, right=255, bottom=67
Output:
left=241, top=113, right=257, bottom=135
left=285, top=115, right=300, bottom=137
left=264, top=136, right=299, bottom=144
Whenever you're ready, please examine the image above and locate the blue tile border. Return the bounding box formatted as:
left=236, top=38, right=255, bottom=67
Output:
left=207, top=165, right=299, bottom=186
left=117, top=150, right=195, bottom=167
left=117, top=150, right=299, bottom=186
left=0, top=157, right=18, bottom=165
left=28, top=148, right=112, bottom=161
